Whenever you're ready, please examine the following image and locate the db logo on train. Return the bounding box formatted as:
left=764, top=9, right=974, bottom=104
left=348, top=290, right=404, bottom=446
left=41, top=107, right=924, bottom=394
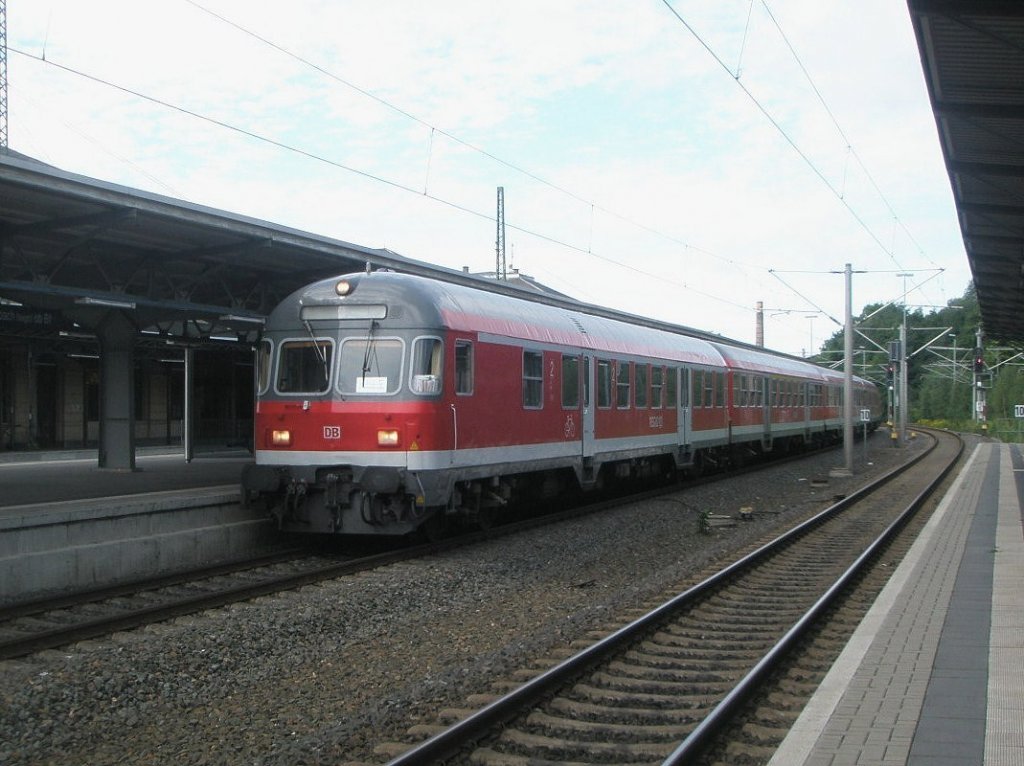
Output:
left=323, top=425, right=342, bottom=439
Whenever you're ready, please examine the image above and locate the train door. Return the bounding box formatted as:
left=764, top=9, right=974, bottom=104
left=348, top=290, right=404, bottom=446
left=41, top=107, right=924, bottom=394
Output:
left=581, top=354, right=595, bottom=461
left=761, top=374, right=771, bottom=449
left=803, top=382, right=811, bottom=430
left=677, top=367, right=691, bottom=447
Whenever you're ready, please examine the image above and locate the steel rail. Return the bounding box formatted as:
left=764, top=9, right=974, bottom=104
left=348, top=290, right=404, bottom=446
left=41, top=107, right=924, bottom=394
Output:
left=383, top=429, right=951, bottom=766
left=0, top=545, right=419, bottom=660
left=662, top=428, right=962, bottom=764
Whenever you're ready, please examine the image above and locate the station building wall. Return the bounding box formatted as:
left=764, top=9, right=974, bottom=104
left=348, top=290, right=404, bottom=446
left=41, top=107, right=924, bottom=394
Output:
left=0, top=341, right=253, bottom=452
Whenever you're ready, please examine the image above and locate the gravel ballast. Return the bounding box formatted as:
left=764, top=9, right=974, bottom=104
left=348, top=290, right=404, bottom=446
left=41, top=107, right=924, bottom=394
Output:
left=0, top=433, right=929, bottom=765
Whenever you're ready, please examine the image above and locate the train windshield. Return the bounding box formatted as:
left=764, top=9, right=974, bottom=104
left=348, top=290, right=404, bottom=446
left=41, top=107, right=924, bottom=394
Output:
left=338, top=337, right=404, bottom=395
left=277, top=339, right=333, bottom=393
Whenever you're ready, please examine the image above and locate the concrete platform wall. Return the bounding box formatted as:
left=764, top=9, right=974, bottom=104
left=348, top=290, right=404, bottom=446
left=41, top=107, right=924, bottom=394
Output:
left=0, top=489, right=274, bottom=604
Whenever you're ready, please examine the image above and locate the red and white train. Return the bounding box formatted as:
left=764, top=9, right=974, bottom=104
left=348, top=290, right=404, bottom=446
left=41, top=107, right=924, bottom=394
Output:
left=242, top=270, right=882, bottom=535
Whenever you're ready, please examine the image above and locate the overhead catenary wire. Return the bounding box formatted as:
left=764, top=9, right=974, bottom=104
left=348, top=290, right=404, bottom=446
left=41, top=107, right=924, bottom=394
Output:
left=658, top=0, right=932, bottom=274
left=181, top=0, right=755, bottom=276
left=756, top=0, right=941, bottom=272
left=10, top=45, right=757, bottom=317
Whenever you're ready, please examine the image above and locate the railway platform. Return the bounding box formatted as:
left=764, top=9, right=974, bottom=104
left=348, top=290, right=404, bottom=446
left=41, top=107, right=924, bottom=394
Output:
left=770, top=441, right=1024, bottom=766
left=0, top=446, right=250, bottom=508
left=0, top=447, right=271, bottom=604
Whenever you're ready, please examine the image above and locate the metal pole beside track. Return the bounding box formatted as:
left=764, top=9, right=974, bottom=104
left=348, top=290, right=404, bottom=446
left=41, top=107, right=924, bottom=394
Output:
left=833, top=263, right=855, bottom=477
left=843, top=263, right=854, bottom=474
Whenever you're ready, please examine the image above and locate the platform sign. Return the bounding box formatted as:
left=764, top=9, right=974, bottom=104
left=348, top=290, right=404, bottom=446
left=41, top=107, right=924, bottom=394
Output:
left=1014, top=404, right=1024, bottom=419
left=860, top=409, right=872, bottom=422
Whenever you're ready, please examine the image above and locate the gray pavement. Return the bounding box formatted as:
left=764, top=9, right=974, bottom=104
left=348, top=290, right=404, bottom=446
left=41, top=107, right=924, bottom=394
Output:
left=0, top=447, right=251, bottom=509
left=769, top=442, right=1024, bottom=766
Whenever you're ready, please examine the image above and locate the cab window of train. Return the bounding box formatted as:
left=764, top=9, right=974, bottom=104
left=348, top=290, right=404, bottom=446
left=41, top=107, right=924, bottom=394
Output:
left=561, top=355, right=580, bottom=408
left=616, top=361, right=631, bottom=409
left=597, top=359, right=612, bottom=408
left=278, top=339, right=333, bottom=394
left=256, top=339, right=272, bottom=395
left=651, top=366, right=664, bottom=408
left=410, top=337, right=443, bottom=395
left=338, top=337, right=403, bottom=396
left=455, top=340, right=473, bottom=395
left=523, top=351, right=543, bottom=408
left=635, top=364, right=648, bottom=408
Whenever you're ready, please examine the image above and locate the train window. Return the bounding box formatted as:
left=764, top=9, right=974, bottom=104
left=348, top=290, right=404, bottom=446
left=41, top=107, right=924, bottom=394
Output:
left=597, top=359, right=612, bottom=408
left=668, top=367, right=680, bottom=408
left=339, top=337, right=403, bottom=395
left=737, top=375, right=747, bottom=407
left=635, top=364, right=648, bottom=408
left=410, top=337, right=444, bottom=395
left=455, top=340, right=473, bottom=395
left=278, top=339, right=333, bottom=394
left=562, top=355, right=580, bottom=408
left=616, top=362, right=631, bottom=409
left=694, top=370, right=705, bottom=408
left=523, top=351, right=543, bottom=408
left=714, top=372, right=725, bottom=408
left=651, top=366, right=664, bottom=409
left=256, top=339, right=272, bottom=395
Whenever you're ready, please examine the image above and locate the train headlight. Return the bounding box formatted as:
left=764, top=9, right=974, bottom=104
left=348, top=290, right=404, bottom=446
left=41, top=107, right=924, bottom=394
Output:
left=377, top=429, right=400, bottom=447
left=335, top=279, right=353, bottom=296
left=270, top=429, right=292, bottom=447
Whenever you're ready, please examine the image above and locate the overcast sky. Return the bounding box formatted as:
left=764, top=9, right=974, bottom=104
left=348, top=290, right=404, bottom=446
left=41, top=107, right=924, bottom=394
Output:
left=8, top=0, right=967, bottom=357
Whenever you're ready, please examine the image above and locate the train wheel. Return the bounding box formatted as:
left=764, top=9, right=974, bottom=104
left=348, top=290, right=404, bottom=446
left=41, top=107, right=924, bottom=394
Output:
left=687, top=454, right=705, bottom=478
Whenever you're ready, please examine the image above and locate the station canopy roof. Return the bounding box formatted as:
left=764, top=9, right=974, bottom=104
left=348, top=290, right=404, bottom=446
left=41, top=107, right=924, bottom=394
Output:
left=0, top=149, right=465, bottom=347
left=909, top=0, right=1024, bottom=343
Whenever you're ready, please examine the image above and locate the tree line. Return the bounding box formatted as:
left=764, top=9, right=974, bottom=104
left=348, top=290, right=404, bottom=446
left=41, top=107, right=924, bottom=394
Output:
left=815, top=283, right=1024, bottom=438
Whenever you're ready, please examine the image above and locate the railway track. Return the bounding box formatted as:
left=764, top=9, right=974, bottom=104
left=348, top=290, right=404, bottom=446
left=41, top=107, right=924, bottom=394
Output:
left=0, top=547, right=408, bottom=660
left=0, top=438, right=859, bottom=662
left=378, top=428, right=962, bottom=765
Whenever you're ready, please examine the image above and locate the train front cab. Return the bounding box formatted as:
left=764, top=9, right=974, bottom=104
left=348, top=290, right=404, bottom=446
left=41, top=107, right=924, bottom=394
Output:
left=244, top=315, right=456, bottom=536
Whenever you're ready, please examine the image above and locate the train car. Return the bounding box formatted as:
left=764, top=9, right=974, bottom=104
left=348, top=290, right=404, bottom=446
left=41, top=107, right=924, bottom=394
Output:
left=242, top=270, right=881, bottom=536
left=707, top=342, right=882, bottom=466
